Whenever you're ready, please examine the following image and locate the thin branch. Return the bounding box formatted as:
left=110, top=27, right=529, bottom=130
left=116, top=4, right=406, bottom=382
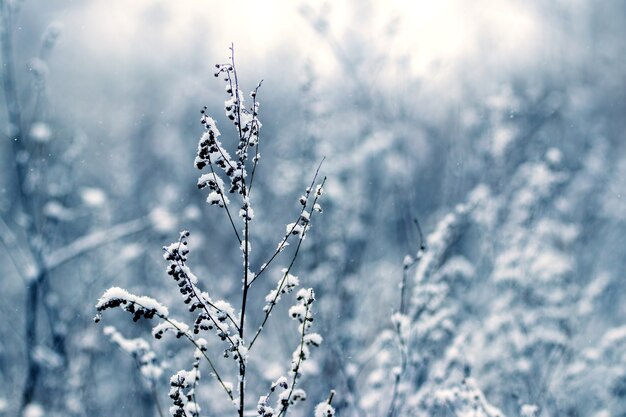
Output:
left=132, top=301, right=234, bottom=402
left=399, top=219, right=425, bottom=315
left=414, top=218, right=425, bottom=251
left=249, top=159, right=325, bottom=286
left=386, top=318, right=408, bottom=417
left=165, top=244, right=242, bottom=351
left=44, top=216, right=151, bottom=270
left=389, top=218, right=426, bottom=417
left=247, top=81, right=263, bottom=193
left=230, top=44, right=244, bottom=152
left=248, top=177, right=326, bottom=350
left=166, top=237, right=241, bottom=334
left=329, top=343, right=368, bottom=417
left=206, top=154, right=242, bottom=245
left=0, top=215, right=38, bottom=280
left=276, top=301, right=311, bottom=417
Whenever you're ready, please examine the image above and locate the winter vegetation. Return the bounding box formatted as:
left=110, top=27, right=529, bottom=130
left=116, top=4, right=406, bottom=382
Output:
left=95, top=48, right=331, bottom=417
left=1, top=1, right=626, bottom=417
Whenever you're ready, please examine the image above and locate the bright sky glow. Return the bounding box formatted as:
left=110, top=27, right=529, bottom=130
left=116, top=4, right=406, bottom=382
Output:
left=55, top=0, right=541, bottom=77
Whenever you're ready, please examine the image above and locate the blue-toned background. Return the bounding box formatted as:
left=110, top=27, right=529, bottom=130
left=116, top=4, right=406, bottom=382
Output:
left=1, top=1, right=625, bottom=416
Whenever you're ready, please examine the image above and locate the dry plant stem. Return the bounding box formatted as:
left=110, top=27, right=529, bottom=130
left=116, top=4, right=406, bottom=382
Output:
left=276, top=302, right=311, bottom=417
left=249, top=159, right=325, bottom=287
left=1, top=4, right=50, bottom=412
left=46, top=216, right=151, bottom=270
left=399, top=219, right=424, bottom=314
left=387, top=220, right=425, bottom=417
left=239, top=210, right=250, bottom=417
left=190, top=360, right=201, bottom=417
left=387, top=318, right=409, bottom=417
left=207, top=154, right=242, bottom=244
left=228, top=44, right=251, bottom=417
left=131, top=300, right=234, bottom=401
left=327, top=390, right=335, bottom=405
left=248, top=176, right=326, bottom=350
left=166, top=238, right=241, bottom=333
left=167, top=246, right=243, bottom=343
left=0, top=215, right=35, bottom=280
left=202, top=45, right=261, bottom=417
left=386, top=372, right=401, bottom=417
left=399, top=265, right=411, bottom=318
left=247, top=82, right=263, bottom=193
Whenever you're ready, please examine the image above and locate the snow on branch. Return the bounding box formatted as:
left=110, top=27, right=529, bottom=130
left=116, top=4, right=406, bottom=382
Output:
left=94, top=287, right=169, bottom=322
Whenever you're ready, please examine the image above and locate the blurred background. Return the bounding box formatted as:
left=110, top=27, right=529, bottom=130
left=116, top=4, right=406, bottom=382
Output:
left=1, top=1, right=625, bottom=416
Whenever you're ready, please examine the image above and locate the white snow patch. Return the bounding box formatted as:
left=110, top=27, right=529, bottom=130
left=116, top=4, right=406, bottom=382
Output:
left=80, top=187, right=107, bottom=207
left=29, top=122, right=52, bottom=143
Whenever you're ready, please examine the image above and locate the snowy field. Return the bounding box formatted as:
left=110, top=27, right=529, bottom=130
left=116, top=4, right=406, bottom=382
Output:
left=1, top=1, right=625, bottom=417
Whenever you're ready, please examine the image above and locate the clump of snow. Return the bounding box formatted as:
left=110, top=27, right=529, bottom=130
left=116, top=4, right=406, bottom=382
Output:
left=288, top=304, right=307, bottom=321
left=286, top=222, right=305, bottom=236
left=263, top=270, right=300, bottom=312
left=491, top=126, right=516, bottom=159
left=545, top=147, right=563, bottom=166
left=521, top=404, right=539, bottom=417
left=118, top=243, right=143, bottom=262
left=29, top=122, right=51, bottom=143
left=315, top=402, right=335, bottom=417
left=153, top=319, right=189, bottom=339
left=304, top=333, right=323, bottom=347
left=80, top=187, right=107, bottom=207
left=33, top=345, right=63, bottom=368
left=207, top=191, right=227, bottom=207
left=433, top=378, right=504, bottom=417
left=104, top=325, right=149, bottom=353
left=213, top=300, right=236, bottom=321
left=96, top=287, right=169, bottom=317
left=391, top=312, right=410, bottom=340
left=149, top=206, right=177, bottom=233
left=103, top=326, right=163, bottom=380
left=183, top=204, right=202, bottom=221
left=23, top=403, right=44, bottom=417
left=43, top=200, right=74, bottom=221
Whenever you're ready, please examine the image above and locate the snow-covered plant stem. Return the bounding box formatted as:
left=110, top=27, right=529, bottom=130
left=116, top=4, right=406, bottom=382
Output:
left=387, top=219, right=425, bottom=417
left=95, top=45, right=329, bottom=417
